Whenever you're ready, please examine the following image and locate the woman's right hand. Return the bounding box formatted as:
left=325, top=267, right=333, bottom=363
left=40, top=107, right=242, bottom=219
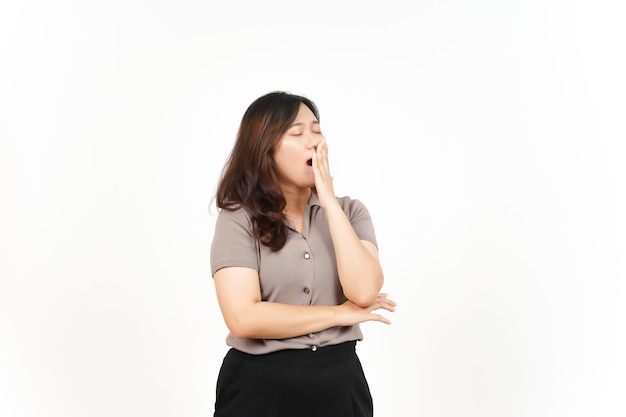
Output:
left=334, top=293, right=397, bottom=326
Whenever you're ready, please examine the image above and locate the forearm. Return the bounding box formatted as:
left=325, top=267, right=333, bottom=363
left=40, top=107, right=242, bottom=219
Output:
left=324, top=203, right=384, bottom=307
left=229, top=301, right=339, bottom=340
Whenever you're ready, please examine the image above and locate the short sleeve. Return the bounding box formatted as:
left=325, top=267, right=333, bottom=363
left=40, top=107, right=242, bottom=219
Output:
left=210, top=208, right=259, bottom=277
left=340, top=197, right=378, bottom=248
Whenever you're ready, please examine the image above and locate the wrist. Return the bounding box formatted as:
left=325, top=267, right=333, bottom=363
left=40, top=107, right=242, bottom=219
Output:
left=320, top=197, right=341, bottom=213
left=329, top=304, right=341, bottom=326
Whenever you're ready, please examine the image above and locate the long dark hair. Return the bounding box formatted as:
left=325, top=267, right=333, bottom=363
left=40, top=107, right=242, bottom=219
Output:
left=215, top=91, right=320, bottom=251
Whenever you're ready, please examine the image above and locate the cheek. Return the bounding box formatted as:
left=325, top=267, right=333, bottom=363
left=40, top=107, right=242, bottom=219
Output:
left=273, top=153, right=295, bottom=178
left=276, top=142, right=299, bottom=162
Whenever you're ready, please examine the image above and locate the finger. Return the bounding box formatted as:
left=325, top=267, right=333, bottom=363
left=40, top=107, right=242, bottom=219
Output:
left=376, top=294, right=397, bottom=307
left=312, top=151, right=324, bottom=179
left=314, top=149, right=331, bottom=184
left=316, top=142, right=328, bottom=169
left=367, top=300, right=395, bottom=313
left=375, top=303, right=396, bottom=313
left=321, top=142, right=330, bottom=171
left=313, top=146, right=325, bottom=170
left=371, top=314, right=392, bottom=325
left=384, top=298, right=397, bottom=307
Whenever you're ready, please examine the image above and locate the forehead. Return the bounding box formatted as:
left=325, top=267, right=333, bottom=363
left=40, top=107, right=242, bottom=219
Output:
left=293, top=103, right=318, bottom=122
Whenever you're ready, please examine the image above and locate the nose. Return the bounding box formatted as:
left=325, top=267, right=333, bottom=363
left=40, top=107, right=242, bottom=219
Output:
left=306, top=132, right=323, bottom=149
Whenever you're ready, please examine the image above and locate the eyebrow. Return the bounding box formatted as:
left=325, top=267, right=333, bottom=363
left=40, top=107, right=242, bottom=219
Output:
left=289, top=121, right=320, bottom=128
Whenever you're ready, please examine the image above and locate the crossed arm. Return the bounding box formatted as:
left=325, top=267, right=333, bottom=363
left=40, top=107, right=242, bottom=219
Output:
left=214, top=226, right=393, bottom=340
left=213, top=214, right=392, bottom=340
left=214, top=261, right=395, bottom=340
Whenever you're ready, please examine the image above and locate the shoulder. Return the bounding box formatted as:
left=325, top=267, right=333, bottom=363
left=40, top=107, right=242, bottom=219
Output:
left=335, top=195, right=370, bottom=216
left=214, top=206, right=254, bottom=234
left=334, top=195, right=377, bottom=246
left=211, top=207, right=259, bottom=275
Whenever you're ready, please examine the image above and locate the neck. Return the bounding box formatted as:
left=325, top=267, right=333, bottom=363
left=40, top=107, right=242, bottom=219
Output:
left=282, top=187, right=312, bottom=216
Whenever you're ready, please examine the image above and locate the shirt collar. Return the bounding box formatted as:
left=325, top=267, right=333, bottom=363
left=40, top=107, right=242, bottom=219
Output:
left=307, top=189, right=320, bottom=207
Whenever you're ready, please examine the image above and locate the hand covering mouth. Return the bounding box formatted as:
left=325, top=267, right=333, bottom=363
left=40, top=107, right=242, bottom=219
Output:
left=306, top=158, right=313, bottom=166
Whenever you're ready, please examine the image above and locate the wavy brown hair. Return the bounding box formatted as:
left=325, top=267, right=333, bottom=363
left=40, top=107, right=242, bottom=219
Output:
left=215, top=91, right=320, bottom=251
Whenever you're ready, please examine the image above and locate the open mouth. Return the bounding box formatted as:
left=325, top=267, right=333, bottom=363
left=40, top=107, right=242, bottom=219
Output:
left=306, top=159, right=313, bottom=166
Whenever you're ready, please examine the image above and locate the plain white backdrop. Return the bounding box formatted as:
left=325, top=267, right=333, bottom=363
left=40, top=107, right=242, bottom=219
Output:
left=1, top=1, right=625, bottom=416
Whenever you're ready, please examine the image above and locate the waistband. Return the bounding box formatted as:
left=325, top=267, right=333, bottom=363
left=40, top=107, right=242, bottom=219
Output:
left=228, top=340, right=357, bottom=367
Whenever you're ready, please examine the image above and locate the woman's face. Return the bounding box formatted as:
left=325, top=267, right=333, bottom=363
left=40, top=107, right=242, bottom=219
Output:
left=273, top=103, right=325, bottom=192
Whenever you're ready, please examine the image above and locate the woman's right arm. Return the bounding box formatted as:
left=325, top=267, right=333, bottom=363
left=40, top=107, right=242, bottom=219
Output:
left=214, top=266, right=396, bottom=340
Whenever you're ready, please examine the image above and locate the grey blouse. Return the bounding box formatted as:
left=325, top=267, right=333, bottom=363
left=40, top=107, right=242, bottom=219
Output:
left=210, top=192, right=378, bottom=355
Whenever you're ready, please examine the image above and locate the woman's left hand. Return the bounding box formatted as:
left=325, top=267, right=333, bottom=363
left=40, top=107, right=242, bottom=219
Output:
left=312, top=140, right=337, bottom=209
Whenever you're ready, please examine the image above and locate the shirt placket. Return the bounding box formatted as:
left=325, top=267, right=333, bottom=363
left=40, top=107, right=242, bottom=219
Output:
left=301, top=205, right=315, bottom=306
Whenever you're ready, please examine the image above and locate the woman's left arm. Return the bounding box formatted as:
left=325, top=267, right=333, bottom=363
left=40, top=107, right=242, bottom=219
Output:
left=312, top=141, right=384, bottom=307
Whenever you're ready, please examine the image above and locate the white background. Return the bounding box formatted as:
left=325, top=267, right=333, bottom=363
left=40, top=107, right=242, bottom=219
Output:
left=1, top=1, right=625, bottom=416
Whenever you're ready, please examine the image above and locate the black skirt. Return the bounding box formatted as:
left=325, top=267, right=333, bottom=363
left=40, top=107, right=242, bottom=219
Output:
left=213, top=341, right=373, bottom=417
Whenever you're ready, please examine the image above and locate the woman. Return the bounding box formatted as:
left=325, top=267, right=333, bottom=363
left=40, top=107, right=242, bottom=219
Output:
left=210, top=91, right=396, bottom=417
